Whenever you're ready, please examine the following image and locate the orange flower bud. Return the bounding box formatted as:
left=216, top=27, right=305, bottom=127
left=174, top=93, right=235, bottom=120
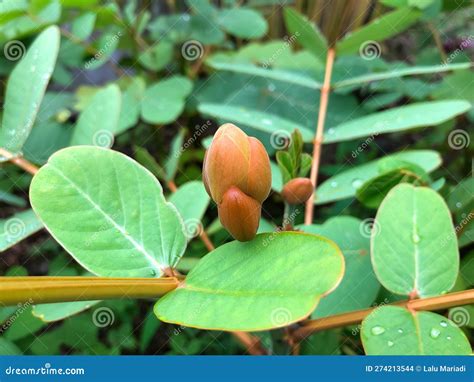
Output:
left=281, top=178, right=314, bottom=205
left=203, top=123, right=271, bottom=241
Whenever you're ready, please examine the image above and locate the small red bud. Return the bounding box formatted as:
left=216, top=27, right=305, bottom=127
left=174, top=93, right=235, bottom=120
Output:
left=281, top=178, right=314, bottom=205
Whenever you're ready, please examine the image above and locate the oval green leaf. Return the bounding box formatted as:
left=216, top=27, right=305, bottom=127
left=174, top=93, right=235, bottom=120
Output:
left=155, top=232, right=344, bottom=331
left=361, top=306, right=471, bottom=355
left=371, top=184, right=459, bottom=297
left=30, top=146, right=187, bottom=277
left=0, top=26, right=60, bottom=157
left=33, top=300, right=100, bottom=322
left=324, top=100, right=470, bottom=144
left=0, top=209, right=43, bottom=252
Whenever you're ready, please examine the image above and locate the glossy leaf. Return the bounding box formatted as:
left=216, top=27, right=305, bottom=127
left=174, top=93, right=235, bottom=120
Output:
left=324, top=100, right=470, bottom=143
left=141, top=76, right=193, bottom=124
left=30, top=146, right=187, bottom=277
left=299, top=217, right=380, bottom=318
left=336, top=7, right=421, bottom=54
left=362, top=306, right=471, bottom=355
left=0, top=210, right=43, bottom=252
left=155, top=232, right=344, bottom=331
left=371, top=184, right=458, bottom=297
left=283, top=8, right=327, bottom=60
left=316, top=150, right=441, bottom=205
left=70, top=84, right=122, bottom=147
left=198, top=103, right=313, bottom=141
left=218, top=8, right=267, bottom=39
left=0, top=26, right=60, bottom=157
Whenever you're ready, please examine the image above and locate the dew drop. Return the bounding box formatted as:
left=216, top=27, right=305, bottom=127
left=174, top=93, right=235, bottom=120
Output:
left=352, top=178, right=363, bottom=189
left=387, top=341, right=394, bottom=347
left=327, top=128, right=335, bottom=135
left=330, top=181, right=338, bottom=188
left=397, top=328, right=403, bottom=334
left=261, top=118, right=272, bottom=125
left=30, top=65, right=36, bottom=72
left=446, top=336, right=451, bottom=340
left=267, top=84, right=276, bottom=92
left=430, top=328, right=440, bottom=339
left=412, top=233, right=420, bottom=244
left=440, top=321, right=448, bottom=328
left=371, top=326, right=385, bottom=336
left=456, top=202, right=462, bottom=208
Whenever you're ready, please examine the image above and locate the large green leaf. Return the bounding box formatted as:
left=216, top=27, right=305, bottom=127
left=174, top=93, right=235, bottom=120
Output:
left=0, top=26, right=60, bottom=157
left=70, top=84, right=122, bottom=147
left=324, top=100, right=470, bottom=143
left=198, top=103, right=313, bottom=141
left=336, top=7, right=421, bottom=55
left=283, top=8, right=327, bottom=60
left=299, top=217, right=380, bottom=318
left=169, top=181, right=210, bottom=239
left=447, top=178, right=473, bottom=248
left=155, top=232, right=344, bottom=331
left=372, top=184, right=458, bottom=297
left=362, top=306, right=471, bottom=355
left=33, top=300, right=100, bottom=322
left=0, top=209, right=43, bottom=252
left=316, top=150, right=441, bottom=205
left=30, top=146, right=187, bottom=277
left=141, top=76, right=193, bottom=124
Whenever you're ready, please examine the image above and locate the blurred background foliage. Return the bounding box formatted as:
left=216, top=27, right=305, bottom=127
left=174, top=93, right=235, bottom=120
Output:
left=0, top=0, right=472, bottom=355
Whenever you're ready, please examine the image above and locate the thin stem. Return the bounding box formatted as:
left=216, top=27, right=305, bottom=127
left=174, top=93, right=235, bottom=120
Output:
left=0, top=148, right=39, bottom=175
left=0, top=277, right=180, bottom=306
left=304, top=48, right=336, bottom=225
left=427, top=22, right=447, bottom=62
left=291, top=289, right=474, bottom=341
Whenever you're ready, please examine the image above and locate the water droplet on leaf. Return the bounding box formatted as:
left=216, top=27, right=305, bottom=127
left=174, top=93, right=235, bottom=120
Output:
left=440, top=321, right=448, bottom=328
left=387, top=341, right=394, bottom=347
left=430, top=328, right=440, bottom=339
left=371, top=326, right=385, bottom=336
left=352, top=178, right=363, bottom=189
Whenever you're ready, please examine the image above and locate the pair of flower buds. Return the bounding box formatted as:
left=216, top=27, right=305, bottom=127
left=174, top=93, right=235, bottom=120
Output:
left=203, top=124, right=313, bottom=241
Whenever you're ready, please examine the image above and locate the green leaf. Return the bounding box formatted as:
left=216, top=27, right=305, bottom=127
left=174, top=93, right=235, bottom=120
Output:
left=141, top=76, right=193, bottom=124
left=138, top=41, right=173, bottom=71
left=271, top=161, right=283, bottom=192
left=218, top=8, right=267, bottom=39
left=29, top=146, right=187, bottom=277
left=117, top=77, right=145, bottom=134
left=198, top=103, right=313, bottom=141
left=361, top=306, right=471, bottom=355
left=332, top=62, right=472, bottom=90
left=447, top=178, right=473, bottom=248
left=71, top=12, right=96, bottom=40
left=32, top=300, right=100, bottom=322
left=0, top=338, right=21, bottom=355
left=0, top=26, right=60, bottom=157
left=336, top=7, right=421, bottom=55
left=283, top=8, right=327, bottom=60
left=155, top=232, right=344, bottom=331
left=206, top=59, right=321, bottom=89
left=299, top=217, right=380, bottom=318
left=372, top=184, right=459, bottom=297
left=316, top=150, right=441, bottom=205
left=133, top=146, right=166, bottom=180
left=324, top=100, right=470, bottom=143
left=70, top=84, right=122, bottom=147
left=0, top=209, right=43, bottom=252
left=169, top=181, right=210, bottom=239
left=86, top=31, right=121, bottom=70
left=0, top=190, right=26, bottom=207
